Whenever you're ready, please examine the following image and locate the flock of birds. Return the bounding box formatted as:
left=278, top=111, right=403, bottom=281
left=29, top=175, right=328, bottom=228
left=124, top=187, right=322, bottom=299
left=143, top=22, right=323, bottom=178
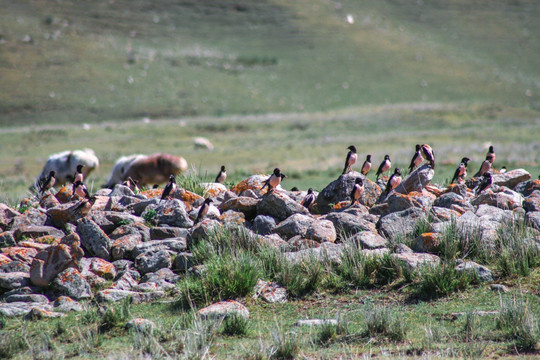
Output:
left=34, top=144, right=499, bottom=223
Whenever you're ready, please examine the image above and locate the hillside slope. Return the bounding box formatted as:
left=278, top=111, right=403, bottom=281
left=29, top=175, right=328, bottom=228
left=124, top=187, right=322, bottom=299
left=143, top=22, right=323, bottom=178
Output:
left=0, top=0, right=539, bottom=126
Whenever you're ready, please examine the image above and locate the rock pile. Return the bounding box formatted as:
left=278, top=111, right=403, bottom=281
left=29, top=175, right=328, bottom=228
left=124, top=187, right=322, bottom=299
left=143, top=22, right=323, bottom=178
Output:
left=0, top=168, right=538, bottom=318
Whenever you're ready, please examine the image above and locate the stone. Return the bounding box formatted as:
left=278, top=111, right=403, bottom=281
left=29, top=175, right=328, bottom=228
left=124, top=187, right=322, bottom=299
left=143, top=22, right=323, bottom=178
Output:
left=445, top=183, right=470, bottom=198
left=0, top=231, right=16, bottom=248
left=91, top=212, right=143, bottom=234
left=305, top=219, right=337, bottom=243
left=491, top=169, right=531, bottom=189
left=219, top=196, right=259, bottom=219
left=111, top=271, right=139, bottom=291
left=323, top=212, right=376, bottom=238
left=434, top=192, right=473, bottom=212
left=315, top=172, right=381, bottom=213
left=295, top=319, right=338, bottom=326
left=253, top=279, right=288, bottom=303
left=111, top=233, right=143, bottom=260
left=53, top=296, right=83, bottom=312
left=150, top=226, right=189, bottom=240
left=288, top=236, right=320, bottom=251
left=173, top=252, right=195, bottom=272
left=197, top=300, right=249, bottom=320
left=0, top=260, right=30, bottom=273
left=386, top=191, right=435, bottom=213
left=219, top=210, right=246, bottom=225
left=5, top=293, right=49, bottom=303
left=110, top=184, right=135, bottom=197
left=252, top=215, right=276, bottom=235
left=189, top=219, right=221, bottom=243
left=377, top=207, right=427, bottom=239
left=392, top=252, right=440, bottom=271
left=430, top=207, right=461, bottom=222
left=134, top=250, right=172, bottom=275
left=87, top=257, right=116, bottom=280
left=523, top=191, right=540, bottom=212
left=1, top=246, right=38, bottom=264
left=201, top=182, right=228, bottom=198
left=348, top=231, right=388, bottom=249
left=51, top=268, right=92, bottom=300
left=394, top=164, right=434, bottom=194
left=0, top=203, right=19, bottom=230
left=471, top=188, right=523, bottom=210
left=515, top=179, right=540, bottom=197
left=0, top=302, right=53, bottom=317
left=231, top=174, right=283, bottom=196
left=77, top=218, right=111, bottom=260
left=129, top=198, right=159, bottom=216
left=256, top=191, right=309, bottom=222
left=109, top=222, right=150, bottom=242
left=272, top=214, right=314, bottom=240
left=415, top=232, right=439, bottom=253
left=95, top=289, right=165, bottom=303
left=490, top=284, right=509, bottom=293
left=131, top=239, right=187, bottom=257
left=11, top=208, right=47, bottom=229
left=23, top=307, right=65, bottom=320
left=0, top=272, right=30, bottom=290
left=30, top=234, right=84, bottom=287
left=142, top=199, right=193, bottom=228
left=284, top=242, right=344, bottom=264
left=126, top=318, right=156, bottom=333
left=14, top=225, right=64, bottom=241
left=526, top=211, right=540, bottom=231
left=455, top=260, right=493, bottom=282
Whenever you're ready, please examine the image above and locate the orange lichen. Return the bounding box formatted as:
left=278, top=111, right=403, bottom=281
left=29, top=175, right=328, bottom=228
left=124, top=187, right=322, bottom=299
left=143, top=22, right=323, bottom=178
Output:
left=141, top=189, right=163, bottom=199
left=333, top=201, right=349, bottom=210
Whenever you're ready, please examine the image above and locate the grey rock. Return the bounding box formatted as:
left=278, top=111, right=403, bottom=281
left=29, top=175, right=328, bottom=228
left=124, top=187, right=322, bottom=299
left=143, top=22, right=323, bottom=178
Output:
left=77, top=218, right=111, bottom=259
left=111, top=271, right=139, bottom=291
left=0, top=231, right=16, bottom=248
left=253, top=279, right=288, bottom=303
left=394, top=244, right=413, bottom=254
left=257, top=191, right=309, bottom=222
left=132, top=239, right=187, bottom=258
left=150, top=226, right=189, bottom=240
left=51, top=268, right=92, bottom=300
left=284, top=242, right=343, bottom=264
left=11, top=208, right=47, bottom=229
left=253, top=215, right=276, bottom=235
left=455, top=260, right=493, bottom=282
left=272, top=214, right=314, bottom=240
left=95, top=289, right=165, bottom=303
left=91, top=212, right=143, bottom=234
left=526, top=211, right=540, bottom=230
left=348, top=231, right=388, bottom=249
left=0, top=302, right=53, bottom=317
left=0, top=204, right=20, bottom=230
left=110, top=184, right=135, bottom=197
left=110, top=233, right=143, bottom=260
left=492, top=169, right=531, bottom=189
left=295, top=319, right=338, bottom=326
left=377, top=207, right=427, bottom=239
left=394, top=164, right=434, bottom=194
left=134, top=250, right=172, bottom=275
left=141, top=268, right=180, bottom=284
left=324, top=212, right=376, bottom=238
left=5, top=293, right=49, bottom=303
left=471, top=188, right=523, bottom=210
left=129, top=198, right=160, bottom=216
left=0, top=272, right=30, bottom=290
left=126, top=318, right=156, bottom=333
left=315, top=172, right=381, bottom=213
left=219, top=196, right=259, bottom=219
left=475, top=204, right=514, bottom=223
left=430, top=206, right=461, bottom=222
left=305, top=219, right=337, bottom=243
left=434, top=192, right=473, bottom=211
left=197, top=300, right=249, bottom=320
left=118, top=195, right=143, bottom=207
left=1, top=260, right=30, bottom=273
left=523, top=191, right=540, bottom=212
left=109, top=222, right=150, bottom=242
left=515, top=179, right=540, bottom=197
left=189, top=219, right=221, bottom=243
left=490, top=284, right=509, bottom=293
left=173, top=252, right=195, bottom=272
left=143, top=199, right=193, bottom=228
left=14, top=225, right=64, bottom=241
left=53, top=296, right=83, bottom=312
left=392, top=252, right=440, bottom=271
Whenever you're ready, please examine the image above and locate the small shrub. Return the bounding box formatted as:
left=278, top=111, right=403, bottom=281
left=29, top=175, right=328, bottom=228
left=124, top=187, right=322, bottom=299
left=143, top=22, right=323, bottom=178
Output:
left=315, top=317, right=349, bottom=346
left=270, top=327, right=299, bottom=360
left=496, top=218, right=539, bottom=277
left=497, top=295, right=539, bottom=352
left=363, top=304, right=407, bottom=342
left=143, top=208, right=157, bottom=224
left=462, top=312, right=480, bottom=342
left=414, top=262, right=479, bottom=299
left=0, top=330, right=28, bottom=359
left=177, top=172, right=206, bottom=196
left=276, top=256, right=322, bottom=298
left=100, top=297, right=132, bottom=331
left=221, top=313, right=249, bottom=337
left=175, top=276, right=208, bottom=310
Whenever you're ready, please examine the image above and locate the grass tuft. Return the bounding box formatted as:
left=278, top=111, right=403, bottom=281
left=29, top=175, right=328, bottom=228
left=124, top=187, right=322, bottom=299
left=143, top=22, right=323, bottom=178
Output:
left=497, top=295, right=539, bottom=352
left=363, top=304, right=407, bottom=342
left=413, top=262, right=479, bottom=300
left=220, top=313, right=250, bottom=337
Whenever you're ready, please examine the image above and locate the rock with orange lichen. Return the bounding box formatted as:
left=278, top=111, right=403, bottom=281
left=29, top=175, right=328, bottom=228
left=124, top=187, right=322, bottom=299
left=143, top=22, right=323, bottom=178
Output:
left=471, top=187, right=523, bottom=210
left=111, top=233, right=143, bottom=260
left=55, top=185, right=73, bottom=204
left=14, top=225, right=64, bottom=241
left=198, top=300, right=249, bottom=320
left=51, top=267, right=92, bottom=300
left=316, top=172, right=381, bottom=213
left=492, top=169, right=531, bottom=189
left=172, top=189, right=204, bottom=208
left=126, top=318, right=156, bottom=332
left=39, top=193, right=61, bottom=209
left=394, top=164, right=434, bottom=195
left=76, top=218, right=112, bottom=260
left=219, top=210, right=245, bottom=225
left=53, top=296, right=83, bottom=312
left=24, top=307, right=65, bottom=320
left=257, top=191, right=309, bottom=222
left=0, top=231, right=16, bottom=247
left=253, top=280, right=288, bottom=303
left=219, top=196, right=259, bottom=218
left=444, top=183, right=470, bottom=198
left=526, top=212, right=540, bottom=230
left=430, top=207, right=461, bottom=222
left=415, top=232, right=440, bottom=253
left=392, top=252, right=440, bottom=271
left=0, top=253, right=11, bottom=265
left=305, top=219, right=337, bottom=243
left=86, top=257, right=116, bottom=280
left=515, top=179, right=540, bottom=197
left=434, top=192, right=474, bottom=212
left=30, top=234, right=84, bottom=287
left=95, top=289, right=165, bottom=303
left=201, top=183, right=228, bottom=198
left=141, top=199, right=193, bottom=228
left=11, top=208, right=47, bottom=230
left=1, top=246, right=38, bottom=264
left=0, top=272, right=30, bottom=290
left=387, top=191, right=435, bottom=213
left=524, top=191, right=540, bottom=212
left=231, top=174, right=279, bottom=196
left=0, top=204, right=19, bottom=230
left=288, top=236, right=320, bottom=251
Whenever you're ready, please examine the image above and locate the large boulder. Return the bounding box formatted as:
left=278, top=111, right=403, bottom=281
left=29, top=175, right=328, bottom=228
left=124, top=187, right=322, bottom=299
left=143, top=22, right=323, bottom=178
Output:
left=256, top=191, right=309, bottom=222
left=0, top=204, right=20, bottom=230
left=377, top=207, right=427, bottom=239
left=492, top=169, right=531, bottom=189
left=323, top=212, right=376, bottom=238
left=51, top=268, right=92, bottom=300
left=393, top=164, right=434, bottom=194
left=197, top=300, right=250, bottom=320
left=219, top=197, right=259, bottom=219
left=305, top=219, right=337, bottom=243
left=272, top=214, right=314, bottom=240
left=76, top=218, right=112, bottom=260
left=386, top=191, right=435, bottom=213
left=315, top=172, right=381, bottom=213
left=142, top=199, right=193, bottom=228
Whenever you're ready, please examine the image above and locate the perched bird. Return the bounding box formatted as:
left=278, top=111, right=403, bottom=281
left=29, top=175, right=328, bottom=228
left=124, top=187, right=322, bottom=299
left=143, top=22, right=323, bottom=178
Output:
left=408, top=144, right=423, bottom=172
left=475, top=172, right=493, bottom=195
left=261, top=168, right=286, bottom=193
left=37, top=170, right=56, bottom=196
left=376, top=155, right=392, bottom=180
left=342, top=145, right=358, bottom=175
left=194, top=198, right=213, bottom=224
left=500, top=166, right=507, bottom=174
left=69, top=196, right=97, bottom=219
left=450, top=157, right=471, bottom=184
left=421, top=144, right=435, bottom=168
left=474, top=157, right=492, bottom=178
left=73, top=164, right=84, bottom=184
left=72, top=180, right=90, bottom=199
left=301, top=188, right=316, bottom=209
left=160, top=174, right=177, bottom=201
left=215, top=165, right=227, bottom=184
left=122, top=177, right=139, bottom=192
left=385, top=168, right=402, bottom=195
left=486, top=145, right=495, bottom=166
left=361, top=154, right=372, bottom=176
left=350, top=178, right=364, bottom=205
